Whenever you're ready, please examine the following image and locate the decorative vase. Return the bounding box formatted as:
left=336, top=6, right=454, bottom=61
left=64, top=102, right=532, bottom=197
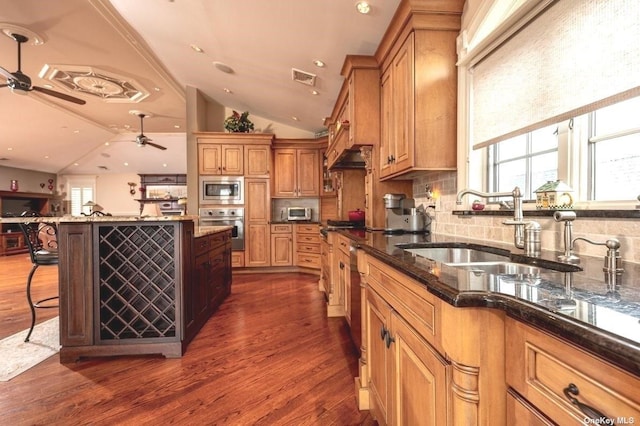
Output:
left=10, top=180, right=18, bottom=192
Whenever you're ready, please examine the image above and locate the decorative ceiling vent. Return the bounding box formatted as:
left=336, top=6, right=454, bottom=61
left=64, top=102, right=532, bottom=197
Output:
left=39, top=65, right=150, bottom=103
left=291, top=68, right=316, bottom=86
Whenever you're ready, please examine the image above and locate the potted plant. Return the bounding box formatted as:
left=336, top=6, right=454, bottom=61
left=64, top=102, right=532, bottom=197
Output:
left=224, top=110, right=255, bottom=133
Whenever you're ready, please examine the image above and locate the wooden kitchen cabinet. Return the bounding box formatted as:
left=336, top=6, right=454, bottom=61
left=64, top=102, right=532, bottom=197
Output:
left=272, top=148, right=320, bottom=198
left=198, top=143, right=243, bottom=175
left=294, top=223, right=320, bottom=269
left=365, top=270, right=448, bottom=426
left=244, top=144, right=271, bottom=177
left=324, top=55, right=379, bottom=169
left=378, top=16, right=460, bottom=179
left=270, top=223, right=293, bottom=266
left=505, top=317, right=640, bottom=425
left=245, top=178, right=270, bottom=267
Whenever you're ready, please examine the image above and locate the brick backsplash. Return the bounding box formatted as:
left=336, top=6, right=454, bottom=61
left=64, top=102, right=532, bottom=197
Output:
left=412, top=171, right=640, bottom=265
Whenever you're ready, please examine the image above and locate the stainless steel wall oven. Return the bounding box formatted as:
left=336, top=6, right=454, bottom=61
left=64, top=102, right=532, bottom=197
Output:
left=199, top=207, right=244, bottom=250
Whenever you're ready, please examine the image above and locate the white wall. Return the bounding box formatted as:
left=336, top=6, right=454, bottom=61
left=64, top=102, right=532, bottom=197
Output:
left=95, top=173, right=141, bottom=215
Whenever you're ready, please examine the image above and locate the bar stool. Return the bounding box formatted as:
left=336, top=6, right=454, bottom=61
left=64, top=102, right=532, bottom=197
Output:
left=18, top=211, right=59, bottom=342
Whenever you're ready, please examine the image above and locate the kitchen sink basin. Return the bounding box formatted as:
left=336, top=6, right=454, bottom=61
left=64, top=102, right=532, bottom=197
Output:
left=447, top=261, right=540, bottom=275
left=404, top=247, right=509, bottom=264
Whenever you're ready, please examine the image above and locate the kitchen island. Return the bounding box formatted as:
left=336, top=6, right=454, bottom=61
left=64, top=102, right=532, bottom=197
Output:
left=5, top=215, right=232, bottom=362
left=336, top=229, right=640, bottom=425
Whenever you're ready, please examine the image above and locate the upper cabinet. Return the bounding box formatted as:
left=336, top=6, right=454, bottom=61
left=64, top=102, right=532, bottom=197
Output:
left=195, top=133, right=274, bottom=176
left=272, top=138, right=325, bottom=198
left=325, top=55, right=380, bottom=170
left=377, top=3, right=462, bottom=179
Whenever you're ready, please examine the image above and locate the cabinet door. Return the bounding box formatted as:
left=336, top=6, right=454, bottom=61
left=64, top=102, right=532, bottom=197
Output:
left=198, top=144, right=222, bottom=175
left=340, top=250, right=351, bottom=325
left=193, top=251, right=210, bottom=323
left=296, top=148, right=320, bottom=197
left=272, top=149, right=297, bottom=197
left=245, top=145, right=271, bottom=177
left=380, top=68, right=394, bottom=178
left=245, top=179, right=270, bottom=222
left=245, top=223, right=270, bottom=267
left=367, top=288, right=392, bottom=425
left=221, top=145, right=244, bottom=175
left=389, top=311, right=448, bottom=426
left=391, top=34, right=414, bottom=175
left=270, top=232, right=292, bottom=266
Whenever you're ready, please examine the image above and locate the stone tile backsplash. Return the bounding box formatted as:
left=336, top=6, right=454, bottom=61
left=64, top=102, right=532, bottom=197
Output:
left=413, top=171, right=640, bottom=265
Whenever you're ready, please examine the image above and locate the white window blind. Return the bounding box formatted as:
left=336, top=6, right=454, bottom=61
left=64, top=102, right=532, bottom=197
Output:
left=471, top=0, right=640, bottom=150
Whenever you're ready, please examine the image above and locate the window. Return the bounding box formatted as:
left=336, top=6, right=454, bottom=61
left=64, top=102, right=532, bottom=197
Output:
left=587, top=97, right=640, bottom=201
left=66, top=178, right=96, bottom=216
left=489, top=124, right=558, bottom=200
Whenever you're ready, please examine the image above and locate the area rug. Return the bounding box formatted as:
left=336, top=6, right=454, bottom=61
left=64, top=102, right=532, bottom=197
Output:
left=0, top=316, right=60, bottom=381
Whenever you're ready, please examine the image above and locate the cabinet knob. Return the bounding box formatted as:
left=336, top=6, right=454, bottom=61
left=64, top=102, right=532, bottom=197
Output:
left=380, top=325, right=387, bottom=341
left=385, top=332, right=395, bottom=348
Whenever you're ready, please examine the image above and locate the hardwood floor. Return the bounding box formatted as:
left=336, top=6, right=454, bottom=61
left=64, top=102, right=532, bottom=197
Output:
left=0, top=255, right=375, bottom=425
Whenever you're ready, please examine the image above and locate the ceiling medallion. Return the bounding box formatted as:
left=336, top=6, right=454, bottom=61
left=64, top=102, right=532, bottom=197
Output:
left=39, top=65, right=150, bottom=103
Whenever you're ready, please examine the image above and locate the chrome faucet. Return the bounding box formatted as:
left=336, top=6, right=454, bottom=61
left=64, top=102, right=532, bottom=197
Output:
left=456, top=186, right=540, bottom=255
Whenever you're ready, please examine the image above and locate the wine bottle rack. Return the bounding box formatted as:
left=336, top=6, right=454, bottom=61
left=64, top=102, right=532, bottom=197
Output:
left=96, top=224, right=178, bottom=340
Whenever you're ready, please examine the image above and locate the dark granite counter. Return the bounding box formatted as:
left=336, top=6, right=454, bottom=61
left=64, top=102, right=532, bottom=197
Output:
left=337, top=229, right=640, bottom=376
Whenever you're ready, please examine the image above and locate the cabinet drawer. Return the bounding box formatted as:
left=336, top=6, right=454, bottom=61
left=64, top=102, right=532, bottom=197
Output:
left=297, top=233, right=319, bottom=244
left=297, top=243, right=320, bottom=254
left=297, top=253, right=320, bottom=269
left=297, top=224, right=319, bottom=234
left=506, top=318, right=640, bottom=424
left=210, top=231, right=229, bottom=246
left=365, top=256, right=440, bottom=350
left=271, top=224, right=293, bottom=233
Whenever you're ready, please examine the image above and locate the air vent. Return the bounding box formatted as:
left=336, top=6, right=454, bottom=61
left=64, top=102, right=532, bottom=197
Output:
left=292, top=68, right=316, bottom=86
left=40, top=65, right=150, bottom=103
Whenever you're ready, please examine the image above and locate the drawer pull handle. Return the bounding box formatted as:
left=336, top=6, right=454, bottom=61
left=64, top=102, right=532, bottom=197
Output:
left=339, top=262, right=345, bottom=270
left=380, top=325, right=387, bottom=341
left=563, top=383, right=612, bottom=422
left=385, top=332, right=395, bottom=349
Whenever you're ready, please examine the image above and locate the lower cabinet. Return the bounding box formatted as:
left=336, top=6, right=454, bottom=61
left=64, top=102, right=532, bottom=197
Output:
left=367, top=285, right=448, bottom=426
left=186, top=230, right=232, bottom=343
left=295, top=223, right=320, bottom=269
left=245, top=223, right=270, bottom=267
left=505, top=318, right=640, bottom=425
left=270, top=223, right=293, bottom=266
left=58, top=220, right=231, bottom=362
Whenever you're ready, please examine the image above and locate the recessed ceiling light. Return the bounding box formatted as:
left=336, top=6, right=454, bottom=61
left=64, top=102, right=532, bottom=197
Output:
left=105, top=142, right=110, bottom=146
left=292, top=116, right=299, bottom=121
left=7, top=147, right=12, bottom=151
left=190, top=44, right=204, bottom=53
left=153, top=87, right=161, bottom=92
left=174, top=124, right=181, bottom=129
left=223, top=88, right=232, bottom=94
left=213, top=61, right=234, bottom=74
left=355, top=1, right=371, bottom=14
left=311, top=90, right=319, bottom=95
left=162, top=163, right=168, bottom=167
left=74, top=163, right=79, bottom=166
left=124, top=162, right=129, bottom=166
left=313, top=60, right=325, bottom=68
left=44, top=155, right=49, bottom=159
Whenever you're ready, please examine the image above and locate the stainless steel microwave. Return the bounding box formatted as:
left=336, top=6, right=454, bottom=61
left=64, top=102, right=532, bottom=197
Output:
left=287, top=207, right=311, bottom=221
left=200, top=177, right=244, bottom=204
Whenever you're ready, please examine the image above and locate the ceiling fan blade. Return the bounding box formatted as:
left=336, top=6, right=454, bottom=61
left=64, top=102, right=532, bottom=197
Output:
left=32, top=86, right=86, bottom=105
left=0, top=65, right=14, bottom=81
left=0, top=84, right=8, bottom=89
left=144, top=141, right=167, bottom=151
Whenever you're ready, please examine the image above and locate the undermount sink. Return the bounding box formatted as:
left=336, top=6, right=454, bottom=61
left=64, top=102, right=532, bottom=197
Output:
left=447, top=261, right=540, bottom=275
left=404, top=247, right=508, bottom=264
left=404, top=246, right=540, bottom=276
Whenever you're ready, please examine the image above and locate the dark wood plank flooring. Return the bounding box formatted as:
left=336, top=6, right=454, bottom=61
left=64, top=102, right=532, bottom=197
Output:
left=0, top=255, right=375, bottom=425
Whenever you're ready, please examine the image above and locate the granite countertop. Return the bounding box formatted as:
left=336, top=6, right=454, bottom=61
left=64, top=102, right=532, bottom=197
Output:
left=194, top=225, right=233, bottom=238
left=337, top=229, right=640, bottom=376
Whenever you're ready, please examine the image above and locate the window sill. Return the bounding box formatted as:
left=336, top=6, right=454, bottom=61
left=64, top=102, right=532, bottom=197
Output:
left=452, top=209, right=640, bottom=219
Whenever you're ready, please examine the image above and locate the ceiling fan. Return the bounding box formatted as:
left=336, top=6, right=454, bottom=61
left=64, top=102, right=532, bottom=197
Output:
left=134, top=113, right=167, bottom=150
left=0, top=33, right=86, bottom=105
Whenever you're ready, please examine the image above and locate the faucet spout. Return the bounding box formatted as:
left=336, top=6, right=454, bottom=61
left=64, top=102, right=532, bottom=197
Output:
left=455, top=188, right=515, bottom=205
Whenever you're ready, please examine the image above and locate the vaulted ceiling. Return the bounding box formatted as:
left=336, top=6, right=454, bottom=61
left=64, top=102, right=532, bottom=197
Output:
left=0, top=0, right=401, bottom=175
